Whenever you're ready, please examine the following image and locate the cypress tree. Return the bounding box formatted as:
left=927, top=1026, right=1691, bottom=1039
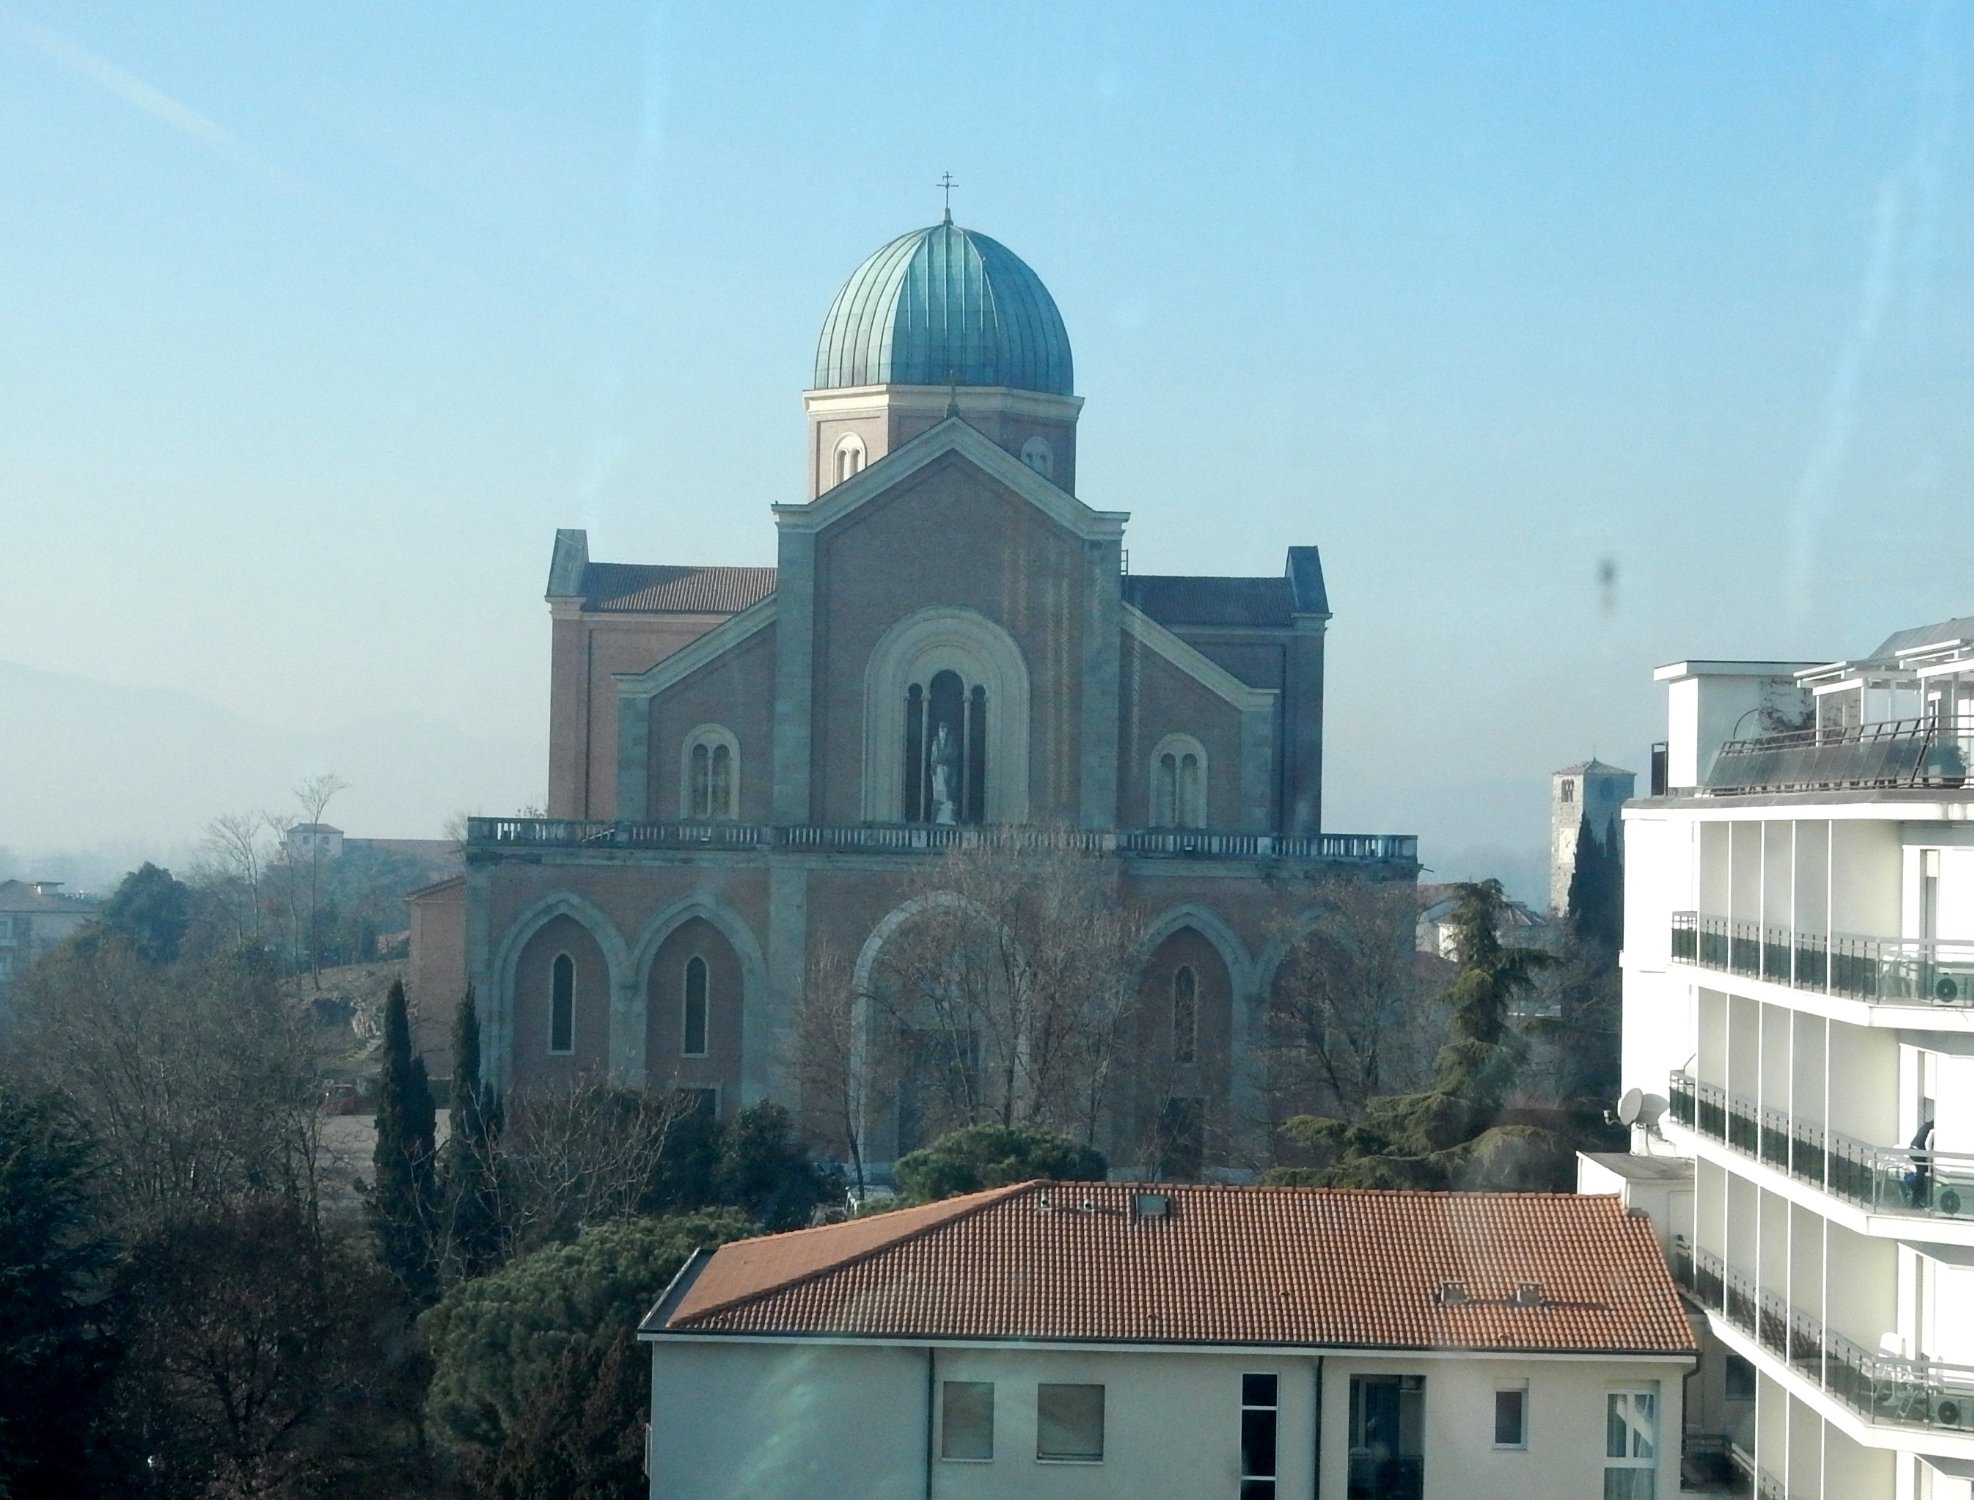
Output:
left=1275, top=880, right=1566, bottom=1188
left=371, top=979, right=437, bottom=1299
left=442, top=985, right=504, bottom=1282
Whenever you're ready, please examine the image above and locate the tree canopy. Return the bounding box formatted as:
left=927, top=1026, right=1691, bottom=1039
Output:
left=1270, top=880, right=1569, bottom=1190
left=420, top=1211, right=746, bottom=1467
left=894, top=1123, right=1107, bottom=1204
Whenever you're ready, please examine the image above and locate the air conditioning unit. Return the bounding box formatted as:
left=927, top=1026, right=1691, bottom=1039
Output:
left=1931, top=1392, right=1974, bottom=1431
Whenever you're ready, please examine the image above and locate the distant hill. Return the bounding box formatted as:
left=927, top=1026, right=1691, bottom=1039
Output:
left=0, top=659, right=540, bottom=864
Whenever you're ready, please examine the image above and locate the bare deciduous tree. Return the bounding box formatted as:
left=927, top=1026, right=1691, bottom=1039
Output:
left=788, top=938, right=872, bottom=1194
left=1262, top=876, right=1439, bottom=1139
left=198, top=810, right=271, bottom=949
left=6, top=943, right=324, bottom=1237
left=495, top=1082, right=695, bottom=1254
left=859, top=833, right=1140, bottom=1149
left=293, top=773, right=351, bottom=989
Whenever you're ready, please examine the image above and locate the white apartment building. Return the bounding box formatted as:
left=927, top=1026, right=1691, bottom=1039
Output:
left=1613, top=614, right=1974, bottom=1500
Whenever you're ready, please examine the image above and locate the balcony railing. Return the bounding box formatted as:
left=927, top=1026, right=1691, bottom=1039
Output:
left=1668, top=1072, right=1974, bottom=1221
left=1669, top=912, right=1974, bottom=1008
left=465, top=818, right=1420, bottom=864
left=1670, top=1237, right=1974, bottom=1437
left=1704, top=717, right=1969, bottom=795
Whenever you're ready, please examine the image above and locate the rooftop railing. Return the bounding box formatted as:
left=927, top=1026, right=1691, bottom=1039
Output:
left=1670, top=912, right=1974, bottom=1008
left=1703, top=718, right=1968, bottom=796
left=465, top=818, right=1420, bottom=864
left=1669, top=1237, right=1974, bottom=1437
left=1668, top=1071, right=1974, bottom=1221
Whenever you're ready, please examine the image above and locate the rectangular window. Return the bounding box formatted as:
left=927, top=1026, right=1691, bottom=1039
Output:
left=1603, top=1388, right=1657, bottom=1500
left=941, top=1381, right=993, bottom=1461
left=1347, top=1375, right=1424, bottom=1500
left=1723, top=1354, right=1755, bottom=1401
left=1036, top=1383, right=1103, bottom=1462
left=0, top=916, right=13, bottom=944
left=1493, top=1384, right=1528, bottom=1448
left=1241, top=1372, right=1278, bottom=1498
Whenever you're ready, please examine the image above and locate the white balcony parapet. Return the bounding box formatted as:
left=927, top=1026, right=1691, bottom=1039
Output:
left=1670, top=912, right=1974, bottom=1009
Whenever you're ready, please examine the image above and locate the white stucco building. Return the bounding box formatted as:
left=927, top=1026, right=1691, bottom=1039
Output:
left=641, top=1181, right=1695, bottom=1500
left=1607, top=614, right=1974, bottom=1500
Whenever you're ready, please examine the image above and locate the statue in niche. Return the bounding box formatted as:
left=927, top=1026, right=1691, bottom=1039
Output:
left=927, top=721, right=960, bottom=824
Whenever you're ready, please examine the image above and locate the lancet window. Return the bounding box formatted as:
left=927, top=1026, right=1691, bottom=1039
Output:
left=683, top=727, right=739, bottom=819
left=1151, top=735, right=1207, bottom=829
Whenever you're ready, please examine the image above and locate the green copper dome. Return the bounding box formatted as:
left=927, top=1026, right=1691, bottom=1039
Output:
left=813, top=220, right=1073, bottom=396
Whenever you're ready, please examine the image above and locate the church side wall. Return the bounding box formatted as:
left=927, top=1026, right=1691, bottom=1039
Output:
left=643, top=625, right=779, bottom=822
left=1116, top=636, right=1249, bottom=830
left=809, top=457, right=1091, bottom=825
left=547, top=612, right=734, bottom=820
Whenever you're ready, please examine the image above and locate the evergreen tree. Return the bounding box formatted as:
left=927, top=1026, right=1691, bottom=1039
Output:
left=441, top=986, right=504, bottom=1282
left=1552, top=812, right=1625, bottom=1111
left=894, top=1123, right=1108, bottom=1204
left=93, top=861, right=193, bottom=964
left=0, top=1084, right=122, bottom=1497
left=1272, top=880, right=1568, bottom=1189
left=371, top=980, right=437, bottom=1299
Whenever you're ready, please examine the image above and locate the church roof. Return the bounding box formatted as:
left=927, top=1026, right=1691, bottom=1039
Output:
left=579, top=563, right=777, bottom=615
left=813, top=220, right=1073, bottom=395
left=1125, top=576, right=1297, bottom=628
left=1555, top=759, right=1633, bottom=777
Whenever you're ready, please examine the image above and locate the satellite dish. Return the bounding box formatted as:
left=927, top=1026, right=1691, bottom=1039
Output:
left=1617, top=1088, right=1645, bottom=1127
left=1638, top=1094, right=1669, bottom=1129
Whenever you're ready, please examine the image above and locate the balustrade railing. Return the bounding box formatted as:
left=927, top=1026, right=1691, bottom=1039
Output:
left=1669, top=912, right=1974, bottom=1008
left=466, top=817, right=1420, bottom=864
left=1668, top=1072, right=1973, bottom=1221
left=1670, top=1237, right=1974, bottom=1436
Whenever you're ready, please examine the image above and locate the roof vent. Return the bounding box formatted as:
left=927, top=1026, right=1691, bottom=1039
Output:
left=1437, top=1281, right=1469, bottom=1307
left=1134, top=1192, right=1171, bottom=1220
left=1510, top=1282, right=1545, bottom=1308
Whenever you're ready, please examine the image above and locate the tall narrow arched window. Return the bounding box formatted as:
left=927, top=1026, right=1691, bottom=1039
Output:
left=1149, top=735, right=1209, bottom=829
left=549, top=952, right=575, bottom=1054
left=1020, top=434, right=1054, bottom=478
left=681, top=726, right=740, bottom=819
left=682, top=955, right=709, bottom=1056
left=1172, top=965, right=1198, bottom=1064
left=834, top=433, right=866, bottom=486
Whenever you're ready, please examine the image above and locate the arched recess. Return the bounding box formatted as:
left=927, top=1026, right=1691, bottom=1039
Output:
left=1149, top=733, right=1209, bottom=828
left=500, top=902, right=623, bottom=1096
left=1133, top=924, right=1237, bottom=1180
left=851, top=891, right=1016, bottom=1161
left=679, top=723, right=740, bottom=820
left=862, top=607, right=1031, bottom=825
left=629, top=896, right=768, bottom=1101
left=833, top=432, right=867, bottom=486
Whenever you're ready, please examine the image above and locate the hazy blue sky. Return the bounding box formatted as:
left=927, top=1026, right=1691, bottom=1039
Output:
left=4, top=1, right=1974, bottom=897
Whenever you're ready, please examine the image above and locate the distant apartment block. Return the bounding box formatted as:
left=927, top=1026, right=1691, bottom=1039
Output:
left=1607, top=614, right=1974, bottom=1500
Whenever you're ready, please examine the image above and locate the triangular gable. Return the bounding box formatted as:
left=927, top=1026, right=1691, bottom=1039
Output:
left=613, top=595, right=777, bottom=699
left=773, top=417, right=1128, bottom=543
left=1122, top=605, right=1276, bottom=713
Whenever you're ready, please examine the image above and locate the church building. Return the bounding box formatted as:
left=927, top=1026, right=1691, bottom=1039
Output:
left=430, top=212, right=1418, bottom=1174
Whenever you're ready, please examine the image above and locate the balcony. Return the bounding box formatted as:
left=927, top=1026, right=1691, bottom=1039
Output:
left=465, top=818, right=1420, bottom=865
left=1670, top=1237, right=1974, bottom=1438
left=1703, top=718, right=1968, bottom=796
left=1668, top=1072, right=1974, bottom=1222
left=1669, top=913, right=1974, bottom=1008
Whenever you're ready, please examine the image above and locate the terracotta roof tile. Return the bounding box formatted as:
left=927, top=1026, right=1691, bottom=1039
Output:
left=581, top=563, right=777, bottom=615
left=652, top=1183, right=1695, bottom=1358
left=1124, top=575, right=1298, bottom=629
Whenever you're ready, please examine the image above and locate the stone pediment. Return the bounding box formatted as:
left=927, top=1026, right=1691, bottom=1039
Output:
left=772, top=415, right=1127, bottom=543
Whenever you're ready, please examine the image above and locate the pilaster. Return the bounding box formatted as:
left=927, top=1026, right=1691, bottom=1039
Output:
left=756, top=863, right=809, bottom=1106
left=1239, top=704, right=1275, bottom=832
left=1079, top=538, right=1122, bottom=827
left=772, top=529, right=818, bottom=824
left=615, top=690, right=650, bottom=821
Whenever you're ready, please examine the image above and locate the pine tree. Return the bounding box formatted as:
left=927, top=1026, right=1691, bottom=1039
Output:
left=370, top=979, right=437, bottom=1299
left=1275, top=879, right=1567, bottom=1189
left=441, top=985, right=505, bottom=1282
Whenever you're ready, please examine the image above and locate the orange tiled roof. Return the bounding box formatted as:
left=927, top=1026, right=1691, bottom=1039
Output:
left=582, top=563, right=777, bottom=615
left=649, top=1182, right=1695, bottom=1357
